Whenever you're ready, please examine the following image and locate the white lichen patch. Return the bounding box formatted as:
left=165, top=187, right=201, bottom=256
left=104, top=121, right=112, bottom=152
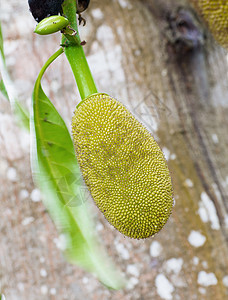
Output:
left=96, top=222, right=104, bottom=231
left=199, top=287, right=206, bottom=294
left=82, top=277, right=89, bottom=284
left=184, top=178, right=194, bottom=188
left=188, top=230, right=206, bottom=247
left=106, top=45, right=124, bottom=74
left=200, top=192, right=220, bottom=230
left=49, top=288, right=57, bottom=295
left=155, top=274, right=174, bottom=300
left=17, top=282, right=24, bottom=292
left=202, top=261, right=208, bottom=269
left=53, top=234, right=67, bottom=251
left=162, top=147, right=170, bottom=161
left=40, top=285, right=48, bottom=295
left=197, top=271, right=218, bottom=286
left=193, top=256, right=199, bottom=265
left=96, top=25, right=114, bottom=43
left=118, top=0, right=132, bottom=9
left=91, top=8, right=104, bottom=19
left=211, top=133, right=219, bottom=144
left=198, top=206, right=209, bottom=223
left=19, top=189, right=29, bottom=200
left=50, top=80, right=60, bottom=93
left=134, top=49, right=141, bottom=56
left=222, top=275, right=228, bottom=287
left=115, top=242, right=130, bottom=260
left=161, top=69, right=168, bottom=77
left=87, top=44, right=125, bottom=88
left=170, top=153, right=176, bottom=160
left=150, top=241, right=162, bottom=257
left=126, top=277, right=139, bottom=290
left=7, top=167, right=17, bottom=182
left=21, top=216, right=34, bottom=226
left=40, top=268, right=47, bottom=277
left=39, top=256, right=45, bottom=263
left=126, top=264, right=140, bottom=277
left=165, top=258, right=183, bottom=274
left=30, top=188, right=41, bottom=202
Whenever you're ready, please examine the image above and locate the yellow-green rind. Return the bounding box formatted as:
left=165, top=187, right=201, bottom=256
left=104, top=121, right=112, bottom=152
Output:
left=190, top=0, right=228, bottom=49
left=72, top=93, right=173, bottom=239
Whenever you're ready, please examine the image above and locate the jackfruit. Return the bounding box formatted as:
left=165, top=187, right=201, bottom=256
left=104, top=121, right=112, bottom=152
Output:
left=189, top=0, right=228, bottom=49
left=72, top=93, right=173, bottom=239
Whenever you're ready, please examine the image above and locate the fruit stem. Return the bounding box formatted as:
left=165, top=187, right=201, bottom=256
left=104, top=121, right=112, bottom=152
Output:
left=62, top=0, right=97, bottom=100
left=36, top=48, right=64, bottom=84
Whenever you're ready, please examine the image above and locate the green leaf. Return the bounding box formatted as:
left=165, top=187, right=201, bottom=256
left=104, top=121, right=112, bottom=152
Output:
left=0, top=22, right=30, bottom=130
left=14, top=101, right=30, bottom=130
left=0, top=23, right=5, bottom=60
left=31, top=48, right=125, bottom=289
left=0, top=79, right=9, bottom=99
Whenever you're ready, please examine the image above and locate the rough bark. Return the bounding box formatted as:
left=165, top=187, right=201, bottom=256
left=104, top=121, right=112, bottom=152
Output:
left=1, top=0, right=228, bottom=299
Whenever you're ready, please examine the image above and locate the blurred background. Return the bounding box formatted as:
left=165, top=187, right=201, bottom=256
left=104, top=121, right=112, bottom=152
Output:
left=0, top=0, right=228, bottom=299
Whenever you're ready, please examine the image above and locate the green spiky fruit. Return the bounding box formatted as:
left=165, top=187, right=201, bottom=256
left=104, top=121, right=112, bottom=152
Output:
left=190, top=0, right=228, bottom=49
left=72, top=93, right=173, bottom=239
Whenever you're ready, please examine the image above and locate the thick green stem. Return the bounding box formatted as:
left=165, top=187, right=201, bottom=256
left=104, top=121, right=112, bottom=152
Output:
left=62, top=0, right=97, bottom=100
left=64, top=46, right=97, bottom=99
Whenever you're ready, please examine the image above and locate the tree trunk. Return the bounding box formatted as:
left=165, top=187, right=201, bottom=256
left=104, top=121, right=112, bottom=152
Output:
left=1, top=0, right=228, bottom=299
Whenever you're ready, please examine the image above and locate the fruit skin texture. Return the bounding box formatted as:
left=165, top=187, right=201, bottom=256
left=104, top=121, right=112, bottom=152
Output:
left=72, top=93, right=173, bottom=239
left=189, top=0, right=228, bottom=49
